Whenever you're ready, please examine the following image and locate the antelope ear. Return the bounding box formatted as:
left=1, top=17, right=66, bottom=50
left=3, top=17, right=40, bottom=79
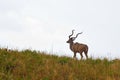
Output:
left=72, top=37, right=76, bottom=41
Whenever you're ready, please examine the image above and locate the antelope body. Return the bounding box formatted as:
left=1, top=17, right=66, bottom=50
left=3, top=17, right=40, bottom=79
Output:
left=66, top=30, right=88, bottom=59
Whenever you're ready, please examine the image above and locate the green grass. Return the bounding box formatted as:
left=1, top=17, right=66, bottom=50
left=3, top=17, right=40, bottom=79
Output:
left=0, top=48, right=120, bottom=80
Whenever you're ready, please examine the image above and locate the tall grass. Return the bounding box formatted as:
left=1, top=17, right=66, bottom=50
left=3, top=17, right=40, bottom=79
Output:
left=0, top=48, right=120, bottom=80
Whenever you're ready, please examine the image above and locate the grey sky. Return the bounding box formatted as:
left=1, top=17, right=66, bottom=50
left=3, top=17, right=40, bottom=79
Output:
left=0, top=0, right=120, bottom=59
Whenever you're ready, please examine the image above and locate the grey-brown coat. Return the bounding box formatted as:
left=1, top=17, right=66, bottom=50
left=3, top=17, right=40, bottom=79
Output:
left=67, top=30, right=88, bottom=59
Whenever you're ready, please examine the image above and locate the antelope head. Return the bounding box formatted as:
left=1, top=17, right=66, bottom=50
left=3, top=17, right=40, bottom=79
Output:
left=67, top=30, right=83, bottom=44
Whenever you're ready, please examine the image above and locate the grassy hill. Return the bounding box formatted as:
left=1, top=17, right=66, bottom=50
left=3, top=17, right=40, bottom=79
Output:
left=0, top=48, right=120, bottom=80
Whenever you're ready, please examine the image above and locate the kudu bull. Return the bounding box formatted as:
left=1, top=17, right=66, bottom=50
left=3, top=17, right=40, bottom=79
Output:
left=66, top=30, right=88, bottom=59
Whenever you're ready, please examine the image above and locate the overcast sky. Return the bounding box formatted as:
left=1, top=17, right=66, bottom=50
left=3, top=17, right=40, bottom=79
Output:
left=0, top=0, right=120, bottom=59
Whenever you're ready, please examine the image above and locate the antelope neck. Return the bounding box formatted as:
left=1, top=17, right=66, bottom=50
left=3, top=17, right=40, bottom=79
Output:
left=69, top=42, right=74, bottom=50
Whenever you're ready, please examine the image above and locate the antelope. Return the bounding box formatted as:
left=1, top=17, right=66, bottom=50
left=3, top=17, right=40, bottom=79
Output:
left=66, top=30, right=88, bottom=59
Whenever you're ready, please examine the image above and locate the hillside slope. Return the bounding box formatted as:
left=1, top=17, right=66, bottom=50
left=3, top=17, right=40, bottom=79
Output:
left=0, top=48, right=120, bottom=80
